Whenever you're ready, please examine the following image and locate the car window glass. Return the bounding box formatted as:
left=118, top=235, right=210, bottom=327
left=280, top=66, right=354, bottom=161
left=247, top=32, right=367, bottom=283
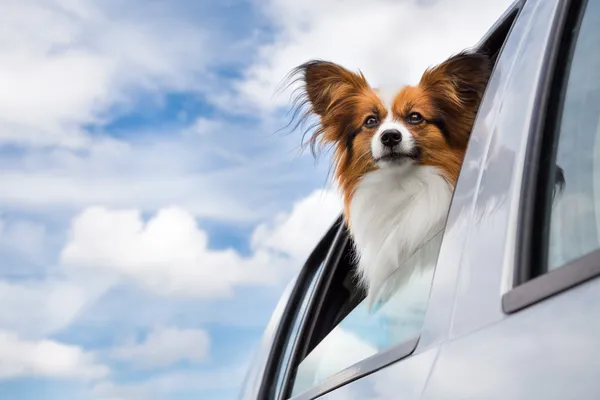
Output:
left=290, top=232, right=442, bottom=397
left=547, top=0, right=600, bottom=272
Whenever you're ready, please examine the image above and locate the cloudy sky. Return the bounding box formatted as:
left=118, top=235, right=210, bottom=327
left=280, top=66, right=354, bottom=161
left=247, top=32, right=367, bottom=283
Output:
left=0, top=0, right=512, bottom=398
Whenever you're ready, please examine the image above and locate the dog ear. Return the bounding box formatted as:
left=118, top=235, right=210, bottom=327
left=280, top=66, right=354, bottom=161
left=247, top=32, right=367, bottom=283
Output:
left=419, top=51, right=492, bottom=148
left=292, top=60, right=369, bottom=117
left=421, top=51, right=492, bottom=112
left=282, top=60, right=370, bottom=156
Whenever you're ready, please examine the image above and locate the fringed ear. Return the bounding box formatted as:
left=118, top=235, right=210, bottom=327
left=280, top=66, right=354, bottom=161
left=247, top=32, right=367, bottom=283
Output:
left=422, top=50, right=492, bottom=112
left=419, top=51, right=492, bottom=148
left=280, top=60, right=369, bottom=157
left=299, top=60, right=368, bottom=116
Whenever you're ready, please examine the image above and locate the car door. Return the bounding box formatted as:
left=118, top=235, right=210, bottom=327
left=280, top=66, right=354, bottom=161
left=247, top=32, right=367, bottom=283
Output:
left=423, top=0, right=600, bottom=398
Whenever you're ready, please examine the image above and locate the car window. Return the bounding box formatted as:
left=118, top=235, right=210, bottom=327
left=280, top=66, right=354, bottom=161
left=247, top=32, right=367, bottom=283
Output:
left=290, top=232, right=442, bottom=397
left=546, top=0, right=600, bottom=273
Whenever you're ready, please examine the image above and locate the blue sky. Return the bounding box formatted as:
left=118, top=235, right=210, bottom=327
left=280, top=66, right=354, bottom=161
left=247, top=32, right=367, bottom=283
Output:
left=0, top=0, right=511, bottom=399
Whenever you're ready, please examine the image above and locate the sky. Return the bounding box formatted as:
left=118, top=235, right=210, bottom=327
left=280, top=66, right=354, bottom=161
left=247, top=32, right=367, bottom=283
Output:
left=0, top=0, right=513, bottom=399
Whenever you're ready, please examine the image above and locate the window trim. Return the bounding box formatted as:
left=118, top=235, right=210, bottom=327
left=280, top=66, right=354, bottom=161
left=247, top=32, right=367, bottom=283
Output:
left=290, top=336, right=420, bottom=400
left=475, top=0, right=524, bottom=61
left=273, top=4, right=524, bottom=399
left=504, top=0, right=596, bottom=314
left=278, top=223, right=351, bottom=399
left=504, top=248, right=600, bottom=313
left=257, top=215, right=344, bottom=400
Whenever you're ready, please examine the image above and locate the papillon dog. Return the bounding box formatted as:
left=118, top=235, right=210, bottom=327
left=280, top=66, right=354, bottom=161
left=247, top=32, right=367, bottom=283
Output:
left=288, top=50, right=492, bottom=302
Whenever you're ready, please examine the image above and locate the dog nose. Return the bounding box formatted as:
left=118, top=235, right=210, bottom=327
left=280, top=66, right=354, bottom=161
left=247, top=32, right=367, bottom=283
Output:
left=380, top=129, right=402, bottom=147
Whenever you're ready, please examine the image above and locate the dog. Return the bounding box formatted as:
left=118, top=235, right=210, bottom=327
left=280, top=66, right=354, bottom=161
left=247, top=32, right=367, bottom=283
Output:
left=287, top=50, right=492, bottom=303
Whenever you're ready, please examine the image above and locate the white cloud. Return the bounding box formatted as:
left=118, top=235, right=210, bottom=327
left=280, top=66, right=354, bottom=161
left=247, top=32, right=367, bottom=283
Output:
left=60, top=188, right=340, bottom=299
left=230, top=0, right=513, bottom=111
left=60, top=207, right=280, bottom=298
left=252, top=188, right=342, bottom=260
left=0, top=218, right=48, bottom=261
left=0, top=278, right=112, bottom=339
left=0, top=117, right=327, bottom=222
left=184, top=117, right=228, bottom=137
left=0, top=186, right=339, bottom=347
left=0, top=330, right=108, bottom=380
left=91, top=363, right=248, bottom=400
left=0, top=0, right=328, bottom=226
left=110, top=327, right=210, bottom=369
left=0, top=0, right=208, bottom=147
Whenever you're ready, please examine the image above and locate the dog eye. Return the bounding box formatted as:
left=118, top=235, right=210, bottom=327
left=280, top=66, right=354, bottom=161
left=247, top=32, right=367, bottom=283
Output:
left=364, top=115, right=379, bottom=128
left=407, top=112, right=424, bottom=125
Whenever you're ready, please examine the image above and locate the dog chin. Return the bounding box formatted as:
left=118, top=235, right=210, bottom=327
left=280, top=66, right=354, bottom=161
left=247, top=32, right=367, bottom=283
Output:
left=374, top=152, right=419, bottom=167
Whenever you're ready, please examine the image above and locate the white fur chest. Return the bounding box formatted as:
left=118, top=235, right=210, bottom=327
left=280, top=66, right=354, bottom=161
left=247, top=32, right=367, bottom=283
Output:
left=348, top=165, right=453, bottom=301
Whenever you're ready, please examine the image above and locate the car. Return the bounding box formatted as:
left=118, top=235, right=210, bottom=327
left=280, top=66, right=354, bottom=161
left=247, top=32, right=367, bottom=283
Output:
left=240, top=0, right=600, bottom=398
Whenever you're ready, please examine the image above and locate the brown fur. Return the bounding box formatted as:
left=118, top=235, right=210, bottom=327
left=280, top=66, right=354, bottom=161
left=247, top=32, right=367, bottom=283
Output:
left=287, top=52, right=492, bottom=218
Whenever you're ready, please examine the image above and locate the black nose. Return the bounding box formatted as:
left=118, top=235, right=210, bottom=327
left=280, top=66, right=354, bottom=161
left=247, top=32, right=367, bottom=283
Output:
left=380, top=129, right=402, bottom=147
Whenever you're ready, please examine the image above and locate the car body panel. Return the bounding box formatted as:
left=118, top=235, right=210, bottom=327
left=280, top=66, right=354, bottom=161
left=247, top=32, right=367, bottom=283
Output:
left=449, top=0, right=560, bottom=338
left=422, top=278, right=600, bottom=399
